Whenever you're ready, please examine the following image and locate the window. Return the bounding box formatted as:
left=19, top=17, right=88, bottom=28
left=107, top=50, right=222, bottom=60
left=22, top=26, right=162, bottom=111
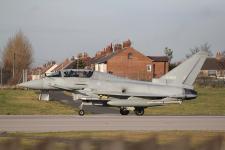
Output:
left=208, top=70, right=216, bottom=77
left=47, top=71, right=62, bottom=77
left=48, top=70, right=94, bottom=78
left=147, top=64, right=152, bottom=72
left=63, top=70, right=94, bottom=78
left=128, top=53, right=133, bottom=59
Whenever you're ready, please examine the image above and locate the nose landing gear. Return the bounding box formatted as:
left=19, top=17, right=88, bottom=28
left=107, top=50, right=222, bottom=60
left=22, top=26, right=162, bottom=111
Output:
left=79, top=109, right=85, bottom=116
left=78, top=102, right=85, bottom=116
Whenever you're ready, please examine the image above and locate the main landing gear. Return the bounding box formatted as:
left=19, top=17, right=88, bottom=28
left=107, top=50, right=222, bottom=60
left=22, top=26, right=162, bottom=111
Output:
left=120, top=108, right=130, bottom=115
left=119, top=107, right=145, bottom=116
left=77, top=101, right=145, bottom=116
left=134, top=107, right=144, bottom=116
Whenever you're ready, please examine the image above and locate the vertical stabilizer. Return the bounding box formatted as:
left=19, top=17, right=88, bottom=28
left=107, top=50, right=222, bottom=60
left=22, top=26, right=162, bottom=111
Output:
left=159, top=51, right=208, bottom=86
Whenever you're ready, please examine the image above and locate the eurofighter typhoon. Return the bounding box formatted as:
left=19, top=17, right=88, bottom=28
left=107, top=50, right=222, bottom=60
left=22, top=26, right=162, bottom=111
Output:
left=18, top=51, right=208, bottom=116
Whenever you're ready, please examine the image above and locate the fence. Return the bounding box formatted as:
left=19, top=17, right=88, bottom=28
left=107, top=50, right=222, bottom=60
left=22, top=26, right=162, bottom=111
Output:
left=195, top=77, right=225, bottom=88
left=0, top=69, right=28, bottom=86
left=0, top=136, right=224, bottom=150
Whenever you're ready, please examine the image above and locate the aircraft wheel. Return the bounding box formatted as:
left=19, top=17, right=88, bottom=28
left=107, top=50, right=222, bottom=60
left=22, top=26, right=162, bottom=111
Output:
left=79, top=110, right=85, bottom=116
left=120, top=108, right=129, bottom=115
left=134, top=107, right=144, bottom=116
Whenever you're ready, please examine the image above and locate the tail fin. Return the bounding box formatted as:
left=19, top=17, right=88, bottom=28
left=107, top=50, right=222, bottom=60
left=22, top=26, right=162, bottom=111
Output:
left=156, top=51, right=208, bottom=86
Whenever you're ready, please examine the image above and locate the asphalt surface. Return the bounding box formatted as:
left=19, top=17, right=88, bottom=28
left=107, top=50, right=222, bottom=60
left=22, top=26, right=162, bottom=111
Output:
left=0, top=115, right=224, bottom=132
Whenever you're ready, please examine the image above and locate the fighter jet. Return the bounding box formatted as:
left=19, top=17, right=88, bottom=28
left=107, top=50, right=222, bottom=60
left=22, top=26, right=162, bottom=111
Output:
left=18, top=51, right=208, bottom=116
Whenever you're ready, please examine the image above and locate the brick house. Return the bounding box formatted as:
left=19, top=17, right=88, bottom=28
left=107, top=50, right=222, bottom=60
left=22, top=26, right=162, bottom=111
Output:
left=92, top=40, right=169, bottom=80
left=147, top=56, right=169, bottom=78
left=53, top=58, right=76, bottom=72
left=29, top=61, right=58, bottom=80
left=200, top=51, right=225, bottom=78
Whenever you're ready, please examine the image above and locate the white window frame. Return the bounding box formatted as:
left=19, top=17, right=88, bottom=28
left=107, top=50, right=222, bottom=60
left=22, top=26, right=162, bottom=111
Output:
left=147, top=64, right=152, bottom=72
left=128, top=52, right=133, bottom=59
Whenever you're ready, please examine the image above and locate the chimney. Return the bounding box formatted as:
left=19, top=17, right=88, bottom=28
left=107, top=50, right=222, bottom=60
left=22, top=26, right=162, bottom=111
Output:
left=96, top=51, right=102, bottom=58
left=52, top=61, right=56, bottom=65
left=105, top=45, right=113, bottom=55
left=110, top=43, right=113, bottom=51
left=109, top=45, right=113, bottom=54
left=114, top=43, right=122, bottom=52
left=216, top=51, right=222, bottom=60
left=83, top=52, right=88, bottom=58
left=122, top=39, right=131, bottom=48
left=104, top=48, right=107, bottom=54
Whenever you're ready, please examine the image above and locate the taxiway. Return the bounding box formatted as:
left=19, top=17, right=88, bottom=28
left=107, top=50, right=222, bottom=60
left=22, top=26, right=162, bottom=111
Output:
left=0, top=115, right=224, bottom=132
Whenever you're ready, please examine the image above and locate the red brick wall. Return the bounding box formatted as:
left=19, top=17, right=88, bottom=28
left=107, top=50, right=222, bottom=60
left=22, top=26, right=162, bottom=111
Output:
left=153, top=62, right=169, bottom=78
left=107, top=47, right=153, bottom=80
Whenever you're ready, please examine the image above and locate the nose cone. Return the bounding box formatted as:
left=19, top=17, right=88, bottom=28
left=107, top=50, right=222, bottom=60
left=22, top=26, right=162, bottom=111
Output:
left=18, top=79, right=43, bottom=89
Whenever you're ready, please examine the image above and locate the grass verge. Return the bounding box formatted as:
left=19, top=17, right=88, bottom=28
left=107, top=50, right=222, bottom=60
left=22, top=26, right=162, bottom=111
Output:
left=145, top=87, right=225, bottom=115
left=0, top=89, right=76, bottom=115
left=0, top=88, right=224, bottom=115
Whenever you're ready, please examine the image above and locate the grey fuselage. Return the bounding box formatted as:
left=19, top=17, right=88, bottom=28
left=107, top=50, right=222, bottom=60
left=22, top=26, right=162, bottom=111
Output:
left=21, top=71, right=197, bottom=100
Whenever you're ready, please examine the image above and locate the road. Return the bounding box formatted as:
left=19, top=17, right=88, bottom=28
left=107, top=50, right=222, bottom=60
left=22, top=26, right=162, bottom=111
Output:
left=0, top=115, right=225, bottom=132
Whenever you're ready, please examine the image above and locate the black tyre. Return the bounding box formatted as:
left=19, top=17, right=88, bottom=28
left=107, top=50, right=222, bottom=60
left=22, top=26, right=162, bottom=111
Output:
left=120, top=108, right=129, bottom=115
left=79, top=110, right=85, bottom=116
left=134, top=107, right=144, bottom=116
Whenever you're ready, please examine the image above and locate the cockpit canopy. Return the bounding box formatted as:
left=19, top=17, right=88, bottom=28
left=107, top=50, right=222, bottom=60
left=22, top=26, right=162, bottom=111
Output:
left=46, top=69, right=94, bottom=78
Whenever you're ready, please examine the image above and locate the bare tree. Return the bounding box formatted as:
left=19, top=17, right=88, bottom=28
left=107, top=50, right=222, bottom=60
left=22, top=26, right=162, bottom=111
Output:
left=0, top=49, right=3, bottom=86
left=186, top=43, right=213, bottom=58
left=164, top=47, right=173, bottom=63
left=2, top=31, right=33, bottom=84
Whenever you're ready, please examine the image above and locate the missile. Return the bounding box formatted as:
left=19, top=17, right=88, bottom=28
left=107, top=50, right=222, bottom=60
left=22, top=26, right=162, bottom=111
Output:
left=107, top=98, right=182, bottom=107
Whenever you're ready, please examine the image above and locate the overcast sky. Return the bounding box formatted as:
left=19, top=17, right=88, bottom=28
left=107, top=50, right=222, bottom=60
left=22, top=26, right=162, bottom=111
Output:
left=0, top=0, right=225, bottom=65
